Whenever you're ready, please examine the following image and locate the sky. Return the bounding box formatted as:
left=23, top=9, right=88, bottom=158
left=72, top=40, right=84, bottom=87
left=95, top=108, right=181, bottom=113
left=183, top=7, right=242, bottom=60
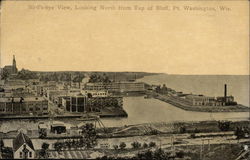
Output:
left=0, top=0, right=249, bottom=75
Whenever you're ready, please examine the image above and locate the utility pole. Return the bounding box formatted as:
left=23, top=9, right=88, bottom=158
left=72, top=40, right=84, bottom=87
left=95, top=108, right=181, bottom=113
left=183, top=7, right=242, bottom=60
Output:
left=200, top=139, right=204, bottom=160
left=207, top=139, right=210, bottom=151
left=170, top=135, right=176, bottom=158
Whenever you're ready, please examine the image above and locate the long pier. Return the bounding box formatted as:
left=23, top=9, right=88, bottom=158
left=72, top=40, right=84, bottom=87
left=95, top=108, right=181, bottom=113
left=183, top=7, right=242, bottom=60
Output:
left=147, top=91, right=249, bottom=112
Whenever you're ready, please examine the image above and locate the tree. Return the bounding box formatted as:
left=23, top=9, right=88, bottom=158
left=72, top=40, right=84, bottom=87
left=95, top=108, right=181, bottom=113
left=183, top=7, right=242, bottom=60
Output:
left=54, top=142, right=63, bottom=153
left=119, top=142, right=126, bottom=150
left=16, top=69, right=38, bottom=80
left=0, top=139, right=4, bottom=151
left=176, top=150, right=185, bottom=158
left=179, top=126, right=186, bottom=133
left=42, top=143, right=49, bottom=150
left=137, top=150, right=153, bottom=160
left=235, top=127, right=245, bottom=139
left=39, top=143, right=49, bottom=159
left=113, top=145, right=118, bottom=150
left=81, top=123, right=97, bottom=148
left=153, top=148, right=169, bottom=160
left=218, top=121, right=231, bottom=131
left=73, top=73, right=85, bottom=83
left=1, top=69, right=10, bottom=80
left=149, top=142, right=156, bottom=147
left=131, top=141, right=141, bottom=149
left=143, top=143, right=148, bottom=148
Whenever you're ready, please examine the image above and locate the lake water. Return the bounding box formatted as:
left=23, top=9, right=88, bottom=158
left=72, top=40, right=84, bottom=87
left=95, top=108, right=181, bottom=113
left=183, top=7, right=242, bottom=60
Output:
left=137, top=74, right=249, bottom=106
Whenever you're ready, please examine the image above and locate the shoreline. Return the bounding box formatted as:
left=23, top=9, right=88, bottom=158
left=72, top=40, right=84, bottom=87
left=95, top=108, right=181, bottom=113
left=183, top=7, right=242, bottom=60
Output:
left=0, top=109, right=128, bottom=120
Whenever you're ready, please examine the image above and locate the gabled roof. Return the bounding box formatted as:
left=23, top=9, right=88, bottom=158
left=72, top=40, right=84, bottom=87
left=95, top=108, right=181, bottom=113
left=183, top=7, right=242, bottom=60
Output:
left=13, top=132, right=34, bottom=152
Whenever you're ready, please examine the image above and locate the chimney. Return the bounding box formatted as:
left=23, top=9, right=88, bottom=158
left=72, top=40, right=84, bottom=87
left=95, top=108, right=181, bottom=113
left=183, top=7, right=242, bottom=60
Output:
left=224, top=84, right=227, bottom=102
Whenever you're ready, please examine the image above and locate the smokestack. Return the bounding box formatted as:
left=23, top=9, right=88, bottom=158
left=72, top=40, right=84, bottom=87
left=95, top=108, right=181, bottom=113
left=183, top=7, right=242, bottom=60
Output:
left=224, top=84, right=227, bottom=102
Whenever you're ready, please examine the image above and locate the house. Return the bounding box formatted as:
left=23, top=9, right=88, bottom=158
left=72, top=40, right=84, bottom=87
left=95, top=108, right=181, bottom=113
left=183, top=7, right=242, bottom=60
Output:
left=13, top=132, right=35, bottom=159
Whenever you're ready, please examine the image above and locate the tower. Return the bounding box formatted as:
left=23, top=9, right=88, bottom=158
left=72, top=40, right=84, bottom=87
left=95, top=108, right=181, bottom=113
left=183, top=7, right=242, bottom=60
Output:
left=224, top=84, right=227, bottom=103
left=12, top=55, right=17, bottom=74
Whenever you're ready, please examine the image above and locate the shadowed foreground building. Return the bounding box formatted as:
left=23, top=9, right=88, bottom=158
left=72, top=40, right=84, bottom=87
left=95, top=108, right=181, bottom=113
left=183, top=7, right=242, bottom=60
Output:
left=13, top=132, right=35, bottom=159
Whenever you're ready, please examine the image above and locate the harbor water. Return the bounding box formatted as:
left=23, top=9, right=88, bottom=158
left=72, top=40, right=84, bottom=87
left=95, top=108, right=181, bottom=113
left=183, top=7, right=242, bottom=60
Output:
left=101, top=96, right=249, bottom=127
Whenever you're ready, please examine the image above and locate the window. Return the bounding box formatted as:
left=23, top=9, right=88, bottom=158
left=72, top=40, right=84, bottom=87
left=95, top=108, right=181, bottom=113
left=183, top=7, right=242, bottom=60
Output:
left=20, top=152, right=22, bottom=158
left=29, top=152, right=32, bottom=158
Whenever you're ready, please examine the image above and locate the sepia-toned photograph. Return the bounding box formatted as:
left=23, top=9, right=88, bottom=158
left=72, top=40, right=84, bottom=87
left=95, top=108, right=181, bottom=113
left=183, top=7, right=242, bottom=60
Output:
left=0, top=0, right=249, bottom=159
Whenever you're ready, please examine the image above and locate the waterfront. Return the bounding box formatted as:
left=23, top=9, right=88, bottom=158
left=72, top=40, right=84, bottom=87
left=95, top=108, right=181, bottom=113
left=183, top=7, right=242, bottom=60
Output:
left=137, top=74, right=249, bottom=106
left=0, top=96, right=248, bottom=132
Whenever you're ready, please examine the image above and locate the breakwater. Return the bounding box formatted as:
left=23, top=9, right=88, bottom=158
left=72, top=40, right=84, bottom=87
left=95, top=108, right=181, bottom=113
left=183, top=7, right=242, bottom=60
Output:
left=147, top=91, right=249, bottom=112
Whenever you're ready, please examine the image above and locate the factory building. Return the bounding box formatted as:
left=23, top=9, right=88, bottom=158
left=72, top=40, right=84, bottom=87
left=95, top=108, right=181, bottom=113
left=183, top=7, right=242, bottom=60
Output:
left=84, top=81, right=145, bottom=93
left=184, top=84, right=237, bottom=106
left=0, top=97, right=48, bottom=115
left=62, top=95, right=88, bottom=112
left=61, top=94, right=123, bottom=113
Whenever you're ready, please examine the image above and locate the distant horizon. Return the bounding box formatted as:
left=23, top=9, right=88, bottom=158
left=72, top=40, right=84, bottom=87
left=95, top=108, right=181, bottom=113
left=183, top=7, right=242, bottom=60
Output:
left=8, top=68, right=250, bottom=76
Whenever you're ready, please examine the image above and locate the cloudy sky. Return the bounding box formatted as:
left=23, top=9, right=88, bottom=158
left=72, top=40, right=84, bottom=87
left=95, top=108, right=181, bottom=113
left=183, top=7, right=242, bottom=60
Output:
left=1, top=0, right=249, bottom=75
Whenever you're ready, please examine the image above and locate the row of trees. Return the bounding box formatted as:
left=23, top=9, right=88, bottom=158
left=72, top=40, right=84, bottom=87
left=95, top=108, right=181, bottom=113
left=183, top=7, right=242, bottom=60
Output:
left=54, top=139, right=88, bottom=152
left=0, top=68, right=86, bottom=83
left=40, top=72, right=85, bottom=83
left=53, top=123, right=97, bottom=152
left=113, top=141, right=156, bottom=150
left=89, top=74, right=111, bottom=83
left=98, top=148, right=178, bottom=160
left=16, top=69, right=39, bottom=80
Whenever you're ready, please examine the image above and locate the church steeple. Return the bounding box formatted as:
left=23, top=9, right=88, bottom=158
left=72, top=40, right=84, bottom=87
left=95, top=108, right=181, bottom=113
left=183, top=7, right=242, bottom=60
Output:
left=12, top=55, right=17, bottom=74
left=13, top=55, right=16, bottom=67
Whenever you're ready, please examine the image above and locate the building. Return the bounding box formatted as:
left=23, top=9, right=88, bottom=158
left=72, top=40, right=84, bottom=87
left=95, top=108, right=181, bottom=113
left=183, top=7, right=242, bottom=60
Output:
left=62, top=95, right=88, bottom=112
left=84, top=90, right=109, bottom=97
left=35, top=84, right=58, bottom=96
left=3, top=55, right=18, bottom=75
left=47, top=90, right=69, bottom=103
left=84, top=81, right=145, bottom=93
left=0, top=97, right=48, bottom=115
left=185, top=95, right=219, bottom=106
left=184, top=84, right=236, bottom=106
left=62, top=94, right=123, bottom=113
left=50, top=124, right=66, bottom=134
left=13, top=132, right=35, bottom=159
left=217, top=96, right=236, bottom=105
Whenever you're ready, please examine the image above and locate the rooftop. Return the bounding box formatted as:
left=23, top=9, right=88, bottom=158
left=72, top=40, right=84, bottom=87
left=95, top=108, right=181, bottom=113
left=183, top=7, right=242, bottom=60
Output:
left=0, top=97, right=46, bottom=103
left=13, top=132, right=34, bottom=152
